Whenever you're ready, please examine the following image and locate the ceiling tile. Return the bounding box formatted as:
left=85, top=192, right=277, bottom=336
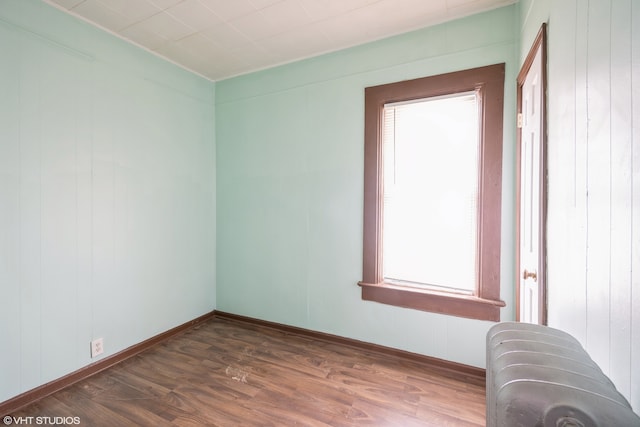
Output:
left=47, top=0, right=85, bottom=9
left=148, top=0, right=185, bottom=10
left=446, top=0, right=481, bottom=7
left=199, top=42, right=276, bottom=79
left=197, top=0, right=257, bottom=22
left=164, top=51, right=207, bottom=73
left=71, top=0, right=133, bottom=31
left=138, top=11, right=196, bottom=41
left=165, top=0, right=223, bottom=31
left=312, top=10, right=378, bottom=48
left=96, top=0, right=161, bottom=22
left=316, top=0, right=448, bottom=49
left=230, top=0, right=311, bottom=41
left=200, top=24, right=252, bottom=50
left=156, top=33, right=218, bottom=67
left=258, top=0, right=313, bottom=31
left=369, top=0, right=448, bottom=33
left=447, top=0, right=514, bottom=18
left=247, top=0, right=284, bottom=10
left=176, top=32, right=223, bottom=56
left=258, top=23, right=329, bottom=60
left=226, top=42, right=274, bottom=67
left=120, top=20, right=170, bottom=51
left=197, top=61, right=225, bottom=80
left=297, top=0, right=378, bottom=22
left=228, top=11, right=274, bottom=41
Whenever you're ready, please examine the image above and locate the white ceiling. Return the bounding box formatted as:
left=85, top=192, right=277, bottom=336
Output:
left=43, top=0, right=516, bottom=81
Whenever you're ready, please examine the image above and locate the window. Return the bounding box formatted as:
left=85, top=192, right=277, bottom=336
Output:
left=383, top=93, right=480, bottom=293
left=359, top=64, right=506, bottom=321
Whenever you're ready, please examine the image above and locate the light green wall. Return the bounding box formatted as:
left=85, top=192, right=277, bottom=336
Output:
left=216, top=6, right=518, bottom=369
left=0, top=0, right=215, bottom=403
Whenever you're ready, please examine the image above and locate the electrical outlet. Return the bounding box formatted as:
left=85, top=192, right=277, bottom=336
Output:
left=91, top=338, right=104, bottom=358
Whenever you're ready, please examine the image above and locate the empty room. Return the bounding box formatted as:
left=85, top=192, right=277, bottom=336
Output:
left=1, top=0, right=639, bottom=425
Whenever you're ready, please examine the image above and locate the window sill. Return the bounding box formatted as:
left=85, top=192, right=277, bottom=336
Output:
left=358, top=281, right=505, bottom=321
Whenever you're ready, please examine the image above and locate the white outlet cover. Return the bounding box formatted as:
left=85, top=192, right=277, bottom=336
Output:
left=91, top=338, right=104, bottom=358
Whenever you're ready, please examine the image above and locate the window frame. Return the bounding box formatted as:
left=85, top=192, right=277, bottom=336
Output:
left=358, top=63, right=506, bottom=322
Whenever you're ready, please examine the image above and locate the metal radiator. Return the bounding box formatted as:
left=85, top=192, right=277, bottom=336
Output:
left=486, top=322, right=640, bottom=427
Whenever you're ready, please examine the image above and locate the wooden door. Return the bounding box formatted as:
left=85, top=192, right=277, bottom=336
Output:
left=516, top=24, right=547, bottom=324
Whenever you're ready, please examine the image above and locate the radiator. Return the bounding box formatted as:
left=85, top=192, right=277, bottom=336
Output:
left=486, top=322, right=640, bottom=427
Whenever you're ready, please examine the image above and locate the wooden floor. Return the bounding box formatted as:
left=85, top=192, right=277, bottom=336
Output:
left=11, top=317, right=486, bottom=426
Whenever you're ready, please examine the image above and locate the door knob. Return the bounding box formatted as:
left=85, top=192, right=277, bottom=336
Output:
left=523, top=269, right=537, bottom=281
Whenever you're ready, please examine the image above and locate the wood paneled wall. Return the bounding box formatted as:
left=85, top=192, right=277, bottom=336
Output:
left=542, top=0, right=640, bottom=410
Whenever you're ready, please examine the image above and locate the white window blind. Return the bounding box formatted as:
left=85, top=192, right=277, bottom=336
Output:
left=382, top=92, right=480, bottom=293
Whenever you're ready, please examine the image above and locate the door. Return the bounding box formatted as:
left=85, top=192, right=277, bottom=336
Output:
left=517, top=24, right=546, bottom=324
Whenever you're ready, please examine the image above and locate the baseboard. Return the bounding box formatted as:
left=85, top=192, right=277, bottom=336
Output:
left=0, top=311, right=216, bottom=416
left=213, top=310, right=486, bottom=383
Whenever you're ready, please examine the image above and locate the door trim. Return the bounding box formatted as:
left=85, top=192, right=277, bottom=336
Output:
left=516, top=23, right=547, bottom=324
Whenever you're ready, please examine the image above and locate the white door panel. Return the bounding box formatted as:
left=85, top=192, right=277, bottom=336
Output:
left=517, top=25, right=546, bottom=324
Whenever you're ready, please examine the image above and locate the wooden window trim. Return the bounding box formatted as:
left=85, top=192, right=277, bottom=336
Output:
left=358, top=64, right=506, bottom=322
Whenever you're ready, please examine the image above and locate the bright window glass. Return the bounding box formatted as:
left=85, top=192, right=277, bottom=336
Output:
left=382, top=92, right=479, bottom=293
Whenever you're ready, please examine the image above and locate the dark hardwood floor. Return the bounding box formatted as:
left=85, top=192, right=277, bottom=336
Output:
left=9, top=317, right=486, bottom=426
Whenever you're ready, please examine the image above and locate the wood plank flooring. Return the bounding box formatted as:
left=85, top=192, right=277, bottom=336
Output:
left=9, top=317, right=486, bottom=426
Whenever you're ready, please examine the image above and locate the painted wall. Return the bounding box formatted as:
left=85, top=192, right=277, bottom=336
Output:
left=216, top=6, right=518, bottom=369
left=0, top=0, right=216, bottom=403
left=520, top=0, right=640, bottom=411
